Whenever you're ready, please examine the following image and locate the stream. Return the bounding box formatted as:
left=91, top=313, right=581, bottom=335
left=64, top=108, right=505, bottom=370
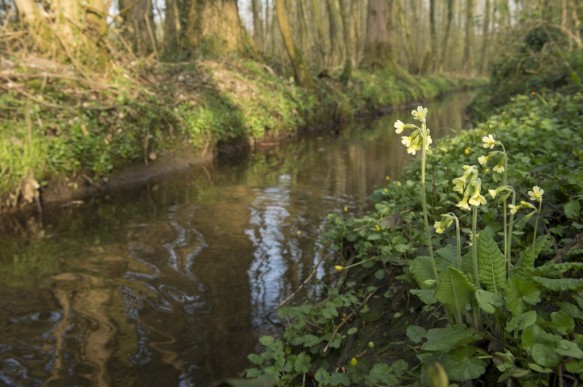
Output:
left=0, top=92, right=474, bottom=386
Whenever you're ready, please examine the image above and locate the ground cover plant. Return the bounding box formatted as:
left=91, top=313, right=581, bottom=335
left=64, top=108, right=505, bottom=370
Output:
left=245, top=90, right=583, bottom=385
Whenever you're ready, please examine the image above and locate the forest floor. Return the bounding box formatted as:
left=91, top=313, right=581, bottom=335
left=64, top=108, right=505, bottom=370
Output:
left=0, top=54, right=485, bottom=214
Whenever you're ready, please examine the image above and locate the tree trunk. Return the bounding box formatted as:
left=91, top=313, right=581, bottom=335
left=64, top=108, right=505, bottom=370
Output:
left=310, top=0, right=328, bottom=69
left=463, top=0, right=474, bottom=72
left=326, top=0, right=343, bottom=68
left=14, top=0, right=109, bottom=71
left=429, top=0, right=436, bottom=70
left=274, top=0, right=314, bottom=88
left=361, top=0, right=393, bottom=69
left=120, top=0, right=157, bottom=57
left=339, top=0, right=354, bottom=83
left=479, top=0, right=491, bottom=74
left=252, top=0, right=263, bottom=48
left=439, top=0, right=454, bottom=71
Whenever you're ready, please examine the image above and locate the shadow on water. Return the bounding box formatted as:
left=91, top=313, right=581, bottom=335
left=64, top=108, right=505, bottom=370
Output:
left=0, top=92, right=475, bottom=386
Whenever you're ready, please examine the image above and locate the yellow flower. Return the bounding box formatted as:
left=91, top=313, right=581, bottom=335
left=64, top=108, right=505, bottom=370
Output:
left=493, top=164, right=505, bottom=174
left=488, top=189, right=498, bottom=199
left=452, top=176, right=466, bottom=194
left=401, top=136, right=412, bottom=147
left=394, top=120, right=405, bottom=134
left=508, top=204, right=520, bottom=214
left=464, top=147, right=472, bottom=155
left=528, top=186, right=544, bottom=202
left=482, top=134, right=497, bottom=149
left=375, top=224, right=381, bottom=232
left=434, top=221, right=445, bottom=234
left=457, top=199, right=471, bottom=211
left=351, top=357, right=358, bottom=366
left=478, top=155, right=488, bottom=166
left=335, top=265, right=344, bottom=272
left=407, top=142, right=421, bottom=155
left=411, top=106, right=428, bottom=122
left=469, top=193, right=487, bottom=206
left=343, top=206, right=348, bottom=212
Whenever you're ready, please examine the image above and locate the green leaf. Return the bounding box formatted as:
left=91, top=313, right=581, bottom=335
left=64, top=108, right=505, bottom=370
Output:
left=441, top=346, right=488, bottom=381
left=411, top=256, right=436, bottom=287
left=564, top=199, right=581, bottom=219
left=406, top=325, right=427, bottom=343
left=365, top=363, right=399, bottom=385
left=435, top=244, right=458, bottom=271
left=477, top=233, right=506, bottom=293
left=504, top=275, right=541, bottom=316
left=506, top=310, right=537, bottom=333
left=294, top=353, right=311, bottom=373
left=516, top=235, right=552, bottom=271
left=421, top=325, right=481, bottom=352
left=556, top=340, right=583, bottom=359
left=475, top=289, right=504, bottom=314
left=347, top=327, right=358, bottom=335
left=435, top=267, right=476, bottom=318
left=531, top=343, right=560, bottom=368
left=566, top=360, right=583, bottom=373
left=410, top=289, right=437, bottom=305
left=550, top=311, right=575, bottom=335
left=531, top=262, right=583, bottom=277
left=532, top=276, right=583, bottom=291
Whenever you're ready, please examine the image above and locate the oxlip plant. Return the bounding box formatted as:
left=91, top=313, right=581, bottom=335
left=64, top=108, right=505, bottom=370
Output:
left=396, top=111, right=583, bottom=384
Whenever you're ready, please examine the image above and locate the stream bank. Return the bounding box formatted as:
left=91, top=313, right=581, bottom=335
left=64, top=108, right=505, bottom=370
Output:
left=0, top=56, right=485, bottom=213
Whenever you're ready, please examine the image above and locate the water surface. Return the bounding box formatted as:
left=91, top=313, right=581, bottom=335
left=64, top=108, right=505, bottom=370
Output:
left=0, top=92, right=473, bottom=386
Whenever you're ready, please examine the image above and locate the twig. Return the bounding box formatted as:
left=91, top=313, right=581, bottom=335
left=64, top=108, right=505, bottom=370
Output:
left=553, top=232, right=583, bottom=263
left=323, top=289, right=377, bottom=353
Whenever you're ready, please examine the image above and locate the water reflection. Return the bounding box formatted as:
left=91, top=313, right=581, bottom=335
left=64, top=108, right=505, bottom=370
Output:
left=0, top=92, right=474, bottom=385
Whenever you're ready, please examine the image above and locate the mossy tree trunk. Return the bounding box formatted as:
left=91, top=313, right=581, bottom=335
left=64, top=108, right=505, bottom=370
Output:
left=361, top=0, right=394, bottom=70
left=274, top=0, right=315, bottom=88
left=463, top=0, right=475, bottom=72
left=163, top=0, right=257, bottom=60
left=13, top=0, right=110, bottom=71
left=339, top=0, right=354, bottom=84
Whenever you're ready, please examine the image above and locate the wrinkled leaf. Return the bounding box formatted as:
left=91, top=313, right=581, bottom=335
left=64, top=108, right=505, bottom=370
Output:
left=476, top=289, right=504, bottom=314
left=422, top=325, right=481, bottom=352
left=477, top=233, right=506, bottom=293
left=435, top=267, right=476, bottom=316
left=506, top=310, right=537, bottom=333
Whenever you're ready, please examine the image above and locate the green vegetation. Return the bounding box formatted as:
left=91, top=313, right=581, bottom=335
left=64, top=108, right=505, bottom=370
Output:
left=245, top=26, right=583, bottom=383
left=0, top=57, right=481, bottom=209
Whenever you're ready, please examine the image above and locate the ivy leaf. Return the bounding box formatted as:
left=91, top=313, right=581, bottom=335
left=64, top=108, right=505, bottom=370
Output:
left=435, top=267, right=476, bottom=317
left=555, top=340, right=583, bottom=359
left=504, top=275, right=541, bottom=316
left=406, top=325, right=427, bottom=343
left=477, top=232, right=506, bottom=293
left=564, top=199, right=581, bottom=219
left=506, top=310, right=537, bottom=333
left=531, top=343, right=561, bottom=368
left=441, top=346, right=488, bottom=381
left=475, top=289, right=504, bottom=314
left=421, top=325, right=481, bottom=352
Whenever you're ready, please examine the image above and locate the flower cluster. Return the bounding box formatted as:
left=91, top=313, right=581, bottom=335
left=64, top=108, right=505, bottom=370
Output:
left=394, top=106, right=432, bottom=155
left=506, top=186, right=543, bottom=214
left=478, top=134, right=506, bottom=174
left=452, top=165, right=486, bottom=211
left=434, top=213, right=456, bottom=234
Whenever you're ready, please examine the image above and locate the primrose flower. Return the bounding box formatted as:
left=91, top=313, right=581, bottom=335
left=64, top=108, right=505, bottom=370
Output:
left=411, top=106, right=428, bottom=122
left=401, top=136, right=412, bottom=147
left=434, top=214, right=454, bottom=234
left=351, top=357, right=358, bottom=366
left=407, top=142, right=421, bottom=155
left=469, top=192, right=487, bottom=206
left=489, top=189, right=498, bottom=199
left=482, top=134, right=497, bottom=149
left=464, top=147, right=472, bottom=155
left=528, top=186, right=544, bottom=202
left=478, top=155, right=488, bottom=166
left=452, top=176, right=467, bottom=194
left=508, top=204, right=521, bottom=214
left=520, top=200, right=538, bottom=211
left=457, top=199, right=471, bottom=211
left=334, top=265, right=344, bottom=272
left=394, top=120, right=405, bottom=134
left=493, top=164, right=505, bottom=174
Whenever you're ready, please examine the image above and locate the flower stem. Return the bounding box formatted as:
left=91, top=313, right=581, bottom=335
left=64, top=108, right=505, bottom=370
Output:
left=454, top=215, right=462, bottom=269
left=532, top=200, right=542, bottom=260
left=507, top=189, right=516, bottom=275
left=421, top=124, right=437, bottom=279
left=472, top=206, right=480, bottom=288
